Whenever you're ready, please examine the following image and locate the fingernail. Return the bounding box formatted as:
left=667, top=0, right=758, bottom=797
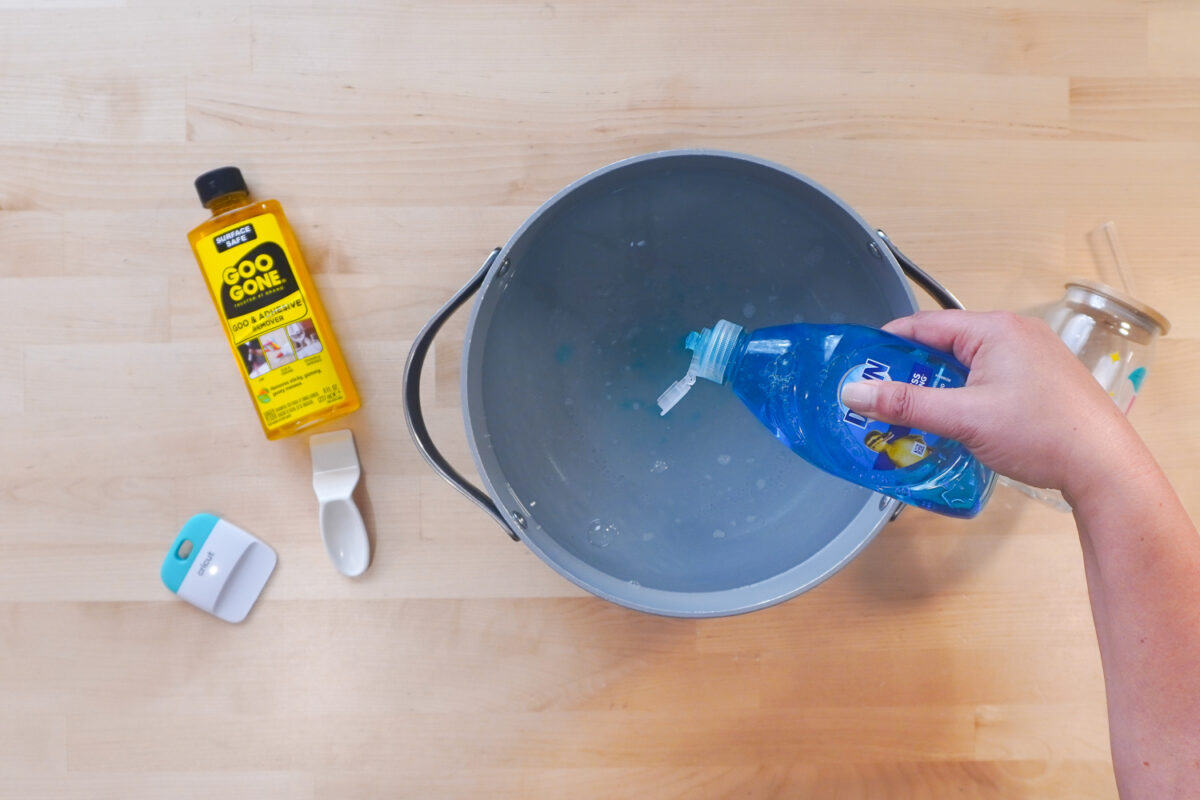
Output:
left=841, top=381, right=876, bottom=408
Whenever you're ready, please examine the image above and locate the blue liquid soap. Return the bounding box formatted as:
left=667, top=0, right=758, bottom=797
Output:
left=657, top=320, right=996, bottom=518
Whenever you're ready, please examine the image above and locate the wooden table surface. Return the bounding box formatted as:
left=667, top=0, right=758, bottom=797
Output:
left=3, top=2, right=1200, bottom=798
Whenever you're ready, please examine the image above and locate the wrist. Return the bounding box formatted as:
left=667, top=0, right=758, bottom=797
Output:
left=1061, top=423, right=1160, bottom=511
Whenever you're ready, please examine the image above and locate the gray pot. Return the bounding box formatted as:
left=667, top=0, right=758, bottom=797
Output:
left=405, top=150, right=960, bottom=617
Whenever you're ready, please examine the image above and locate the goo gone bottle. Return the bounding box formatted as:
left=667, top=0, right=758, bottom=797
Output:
left=657, top=319, right=996, bottom=518
left=188, top=167, right=360, bottom=439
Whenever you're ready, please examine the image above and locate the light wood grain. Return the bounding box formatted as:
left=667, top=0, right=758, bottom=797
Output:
left=2, top=1, right=1198, bottom=797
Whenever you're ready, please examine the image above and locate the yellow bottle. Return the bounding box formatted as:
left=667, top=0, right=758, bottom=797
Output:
left=187, top=167, right=360, bottom=440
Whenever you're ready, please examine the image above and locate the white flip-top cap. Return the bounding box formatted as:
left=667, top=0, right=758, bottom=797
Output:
left=656, top=319, right=744, bottom=415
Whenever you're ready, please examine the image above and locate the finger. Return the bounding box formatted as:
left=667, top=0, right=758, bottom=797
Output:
left=882, top=310, right=989, bottom=366
left=881, top=309, right=976, bottom=346
left=840, top=379, right=976, bottom=443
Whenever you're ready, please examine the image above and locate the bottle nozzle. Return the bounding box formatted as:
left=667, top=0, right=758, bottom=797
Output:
left=656, top=319, right=744, bottom=416
left=657, top=373, right=696, bottom=416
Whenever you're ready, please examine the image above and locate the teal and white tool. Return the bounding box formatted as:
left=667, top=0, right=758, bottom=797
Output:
left=310, top=429, right=370, bottom=577
left=161, top=514, right=277, bottom=623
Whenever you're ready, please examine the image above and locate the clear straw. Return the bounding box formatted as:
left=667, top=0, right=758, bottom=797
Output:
left=1087, top=221, right=1137, bottom=296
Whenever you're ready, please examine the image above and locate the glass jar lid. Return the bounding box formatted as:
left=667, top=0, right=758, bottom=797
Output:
left=1065, top=278, right=1170, bottom=336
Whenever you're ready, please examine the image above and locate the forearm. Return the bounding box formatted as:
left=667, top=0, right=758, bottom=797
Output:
left=857, top=311, right=1200, bottom=794
left=1066, top=438, right=1200, bottom=796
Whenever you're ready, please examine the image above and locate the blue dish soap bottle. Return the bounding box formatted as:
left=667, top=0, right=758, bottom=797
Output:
left=657, top=319, right=996, bottom=518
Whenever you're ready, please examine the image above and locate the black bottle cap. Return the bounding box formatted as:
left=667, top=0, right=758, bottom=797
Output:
left=194, top=166, right=248, bottom=208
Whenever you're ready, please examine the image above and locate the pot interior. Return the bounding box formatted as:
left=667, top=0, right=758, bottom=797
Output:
left=466, top=153, right=917, bottom=604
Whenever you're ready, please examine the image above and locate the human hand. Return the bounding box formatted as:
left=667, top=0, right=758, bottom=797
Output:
left=839, top=310, right=1151, bottom=502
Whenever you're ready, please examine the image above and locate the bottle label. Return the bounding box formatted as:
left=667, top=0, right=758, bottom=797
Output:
left=196, top=213, right=346, bottom=432
left=836, top=355, right=959, bottom=473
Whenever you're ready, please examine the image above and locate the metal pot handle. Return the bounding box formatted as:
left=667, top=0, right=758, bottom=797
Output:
left=877, top=231, right=965, bottom=310
left=403, top=248, right=520, bottom=541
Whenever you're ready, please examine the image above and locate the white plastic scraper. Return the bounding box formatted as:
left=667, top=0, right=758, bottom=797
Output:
left=310, top=429, right=371, bottom=577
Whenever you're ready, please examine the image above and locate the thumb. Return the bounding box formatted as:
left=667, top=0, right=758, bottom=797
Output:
left=840, top=379, right=973, bottom=442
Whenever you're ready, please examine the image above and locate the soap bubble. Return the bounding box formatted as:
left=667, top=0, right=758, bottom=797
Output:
left=587, top=519, right=619, bottom=548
